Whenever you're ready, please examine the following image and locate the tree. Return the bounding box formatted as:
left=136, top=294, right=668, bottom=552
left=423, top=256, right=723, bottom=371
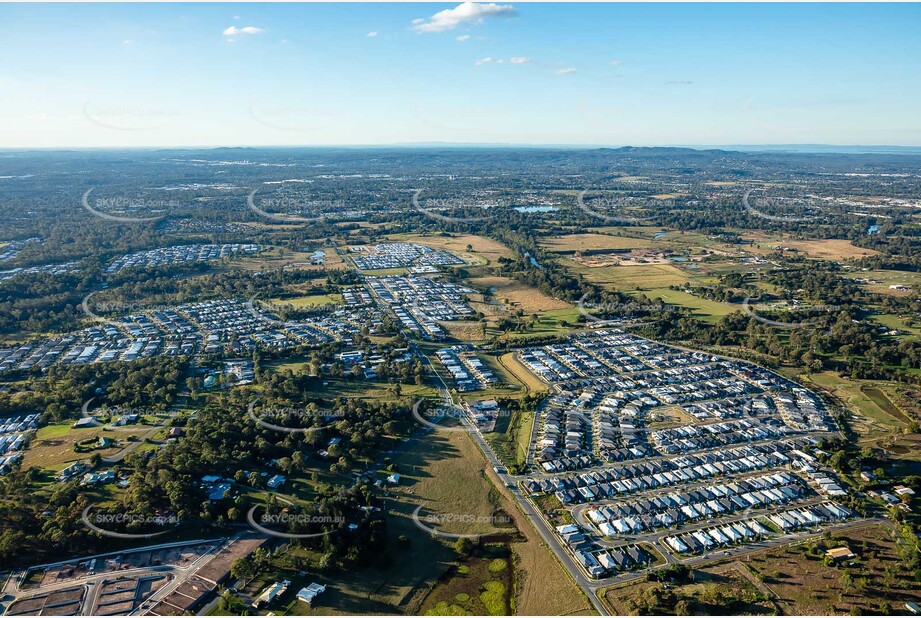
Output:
left=230, top=556, right=257, bottom=584
left=454, top=537, right=474, bottom=556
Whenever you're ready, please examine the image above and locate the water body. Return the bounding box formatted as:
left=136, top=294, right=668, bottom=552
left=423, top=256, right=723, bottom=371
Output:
left=515, top=206, right=559, bottom=213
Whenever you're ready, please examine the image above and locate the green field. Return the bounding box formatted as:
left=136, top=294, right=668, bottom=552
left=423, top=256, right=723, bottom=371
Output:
left=567, top=262, right=691, bottom=290
left=633, top=288, right=741, bottom=323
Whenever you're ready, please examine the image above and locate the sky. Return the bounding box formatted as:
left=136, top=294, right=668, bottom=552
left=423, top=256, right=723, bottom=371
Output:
left=1, top=2, right=920, bottom=148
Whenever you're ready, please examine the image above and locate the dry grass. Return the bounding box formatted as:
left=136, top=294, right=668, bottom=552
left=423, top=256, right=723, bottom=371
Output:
left=441, top=321, right=486, bottom=342
left=390, top=233, right=514, bottom=266
left=499, top=353, right=550, bottom=393
left=742, top=234, right=880, bottom=260
left=570, top=263, right=690, bottom=291
left=23, top=422, right=149, bottom=472
left=540, top=234, right=654, bottom=253
left=468, top=276, right=571, bottom=312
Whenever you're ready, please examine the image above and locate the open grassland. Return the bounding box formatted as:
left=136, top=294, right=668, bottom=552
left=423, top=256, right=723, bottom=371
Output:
left=803, top=372, right=909, bottom=438
left=420, top=549, right=515, bottom=616
left=486, top=308, right=584, bottom=342
left=268, top=293, right=342, bottom=308
left=388, top=232, right=514, bottom=267
left=441, top=320, right=487, bottom=342
left=631, top=288, right=741, bottom=323
left=240, top=246, right=346, bottom=271
left=23, top=422, right=150, bottom=473
left=604, top=524, right=920, bottom=616
left=468, top=275, right=572, bottom=313
left=568, top=262, right=691, bottom=291
left=498, top=353, right=549, bottom=394
left=842, top=268, right=921, bottom=296
left=870, top=313, right=921, bottom=337
left=741, top=234, right=880, bottom=260
left=540, top=234, right=654, bottom=253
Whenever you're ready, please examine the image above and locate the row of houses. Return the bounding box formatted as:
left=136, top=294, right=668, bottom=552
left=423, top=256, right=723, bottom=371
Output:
left=105, top=243, right=260, bottom=273
left=650, top=418, right=789, bottom=454
left=555, top=524, right=653, bottom=578
left=351, top=242, right=463, bottom=270
left=0, top=299, right=369, bottom=375
left=436, top=346, right=498, bottom=391
left=523, top=438, right=812, bottom=505
left=587, top=471, right=806, bottom=536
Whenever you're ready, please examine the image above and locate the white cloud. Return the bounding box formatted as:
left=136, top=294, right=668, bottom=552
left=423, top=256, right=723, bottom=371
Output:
left=609, top=60, right=623, bottom=66
left=122, top=39, right=134, bottom=45
left=367, top=31, right=378, bottom=38
left=413, top=2, right=515, bottom=33
left=456, top=34, right=471, bottom=42
left=475, top=56, right=507, bottom=65
left=555, top=68, right=577, bottom=75
left=222, top=26, right=264, bottom=37
left=510, top=56, right=531, bottom=64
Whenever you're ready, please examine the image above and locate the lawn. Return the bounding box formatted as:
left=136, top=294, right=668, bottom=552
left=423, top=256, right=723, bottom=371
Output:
left=22, top=422, right=150, bottom=473
left=497, top=353, right=550, bottom=394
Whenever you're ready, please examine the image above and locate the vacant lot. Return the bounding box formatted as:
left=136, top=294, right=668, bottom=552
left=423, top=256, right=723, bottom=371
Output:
left=268, top=293, right=342, bottom=308
left=605, top=524, right=920, bottom=616
left=540, top=234, right=654, bottom=254
left=803, top=372, right=908, bottom=438
left=389, top=233, right=514, bottom=266
left=631, top=288, right=741, bottom=323
left=742, top=234, right=880, bottom=261
left=468, top=275, right=571, bottom=313
left=569, top=262, right=690, bottom=291
left=23, top=422, right=149, bottom=472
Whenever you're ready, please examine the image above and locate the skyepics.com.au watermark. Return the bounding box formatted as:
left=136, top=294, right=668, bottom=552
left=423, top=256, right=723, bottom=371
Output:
left=411, top=400, right=505, bottom=433
left=82, top=101, right=179, bottom=132
left=412, top=189, right=496, bottom=224
left=81, top=188, right=174, bottom=223
left=244, top=295, right=286, bottom=326
left=247, top=102, right=342, bottom=132
left=82, top=505, right=181, bottom=540
left=247, top=506, right=345, bottom=539
left=742, top=187, right=818, bottom=223
left=82, top=292, right=176, bottom=326
left=246, top=187, right=341, bottom=223
left=248, top=400, right=345, bottom=434
left=575, top=293, right=669, bottom=326
left=80, top=397, right=157, bottom=431
left=742, top=296, right=840, bottom=329
left=411, top=506, right=511, bottom=539
left=574, top=190, right=654, bottom=225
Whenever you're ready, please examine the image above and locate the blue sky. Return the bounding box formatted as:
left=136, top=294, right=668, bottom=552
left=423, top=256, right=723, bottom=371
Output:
left=1, top=2, right=920, bottom=148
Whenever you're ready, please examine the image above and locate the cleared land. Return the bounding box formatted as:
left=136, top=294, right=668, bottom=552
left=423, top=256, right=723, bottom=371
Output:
left=741, top=234, right=880, bottom=260
left=803, top=372, right=909, bottom=438
left=632, top=288, right=741, bottom=323
left=468, top=275, right=572, bottom=313
left=540, top=234, right=654, bottom=254
left=568, top=262, right=691, bottom=291
left=388, top=233, right=515, bottom=267
left=603, top=523, right=920, bottom=616
left=22, top=422, right=150, bottom=472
